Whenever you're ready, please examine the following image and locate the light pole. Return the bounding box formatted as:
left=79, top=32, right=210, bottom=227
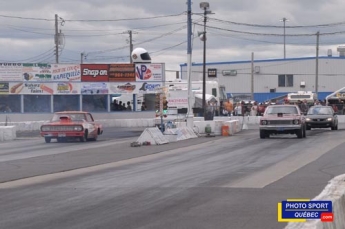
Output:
left=200, top=2, right=210, bottom=119
left=280, top=17, right=288, bottom=59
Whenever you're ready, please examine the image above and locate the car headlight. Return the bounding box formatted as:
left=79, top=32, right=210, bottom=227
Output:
left=41, top=126, right=51, bottom=131
left=73, top=126, right=83, bottom=131
left=293, top=120, right=300, bottom=124
left=306, top=118, right=311, bottom=121
left=327, top=118, right=332, bottom=121
left=261, top=120, right=267, bottom=125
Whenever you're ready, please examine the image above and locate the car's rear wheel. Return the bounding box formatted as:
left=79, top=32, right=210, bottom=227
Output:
left=306, top=126, right=311, bottom=130
left=260, top=130, right=266, bottom=139
left=45, top=137, right=51, bottom=143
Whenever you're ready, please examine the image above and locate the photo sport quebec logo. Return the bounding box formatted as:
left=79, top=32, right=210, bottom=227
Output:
left=278, top=199, right=333, bottom=223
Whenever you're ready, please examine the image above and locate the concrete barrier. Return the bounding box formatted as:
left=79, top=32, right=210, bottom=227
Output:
left=0, top=126, right=16, bottom=142
left=284, top=174, right=345, bottom=229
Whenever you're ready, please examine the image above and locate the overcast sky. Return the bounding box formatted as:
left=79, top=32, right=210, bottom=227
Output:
left=1, top=0, right=345, bottom=73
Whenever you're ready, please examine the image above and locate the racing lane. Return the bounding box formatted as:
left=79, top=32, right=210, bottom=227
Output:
left=1, top=126, right=345, bottom=229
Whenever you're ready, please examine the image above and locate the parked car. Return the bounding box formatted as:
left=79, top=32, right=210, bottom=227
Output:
left=259, top=105, right=306, bottom=139
left=305, top=106, right=338, bottom=130
left=40, top=111, right=103, bottom=143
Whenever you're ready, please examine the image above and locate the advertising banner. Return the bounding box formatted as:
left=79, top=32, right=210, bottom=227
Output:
left=81, top=64, right=109, bottom=82
left=52, top=64, right=81, bottom=81
left=109, top=82, right=138, bottom=94
left=135, top=63, right=163, bottom=81
left=0, top=63, right=22, bottom=81
left=81, top=82, right=108, bottom=94
left=22, top=63, right=52, bottom=81
left=137, top=82, right=162, bottom=94
left=0, top=82, right=9, bottom=94
left=54, top=82, right=80, bottom=94
left=109, top=82, right=162, bottom=94
left=108, top=64, right=136, bottom=82
left=9, top=82, right=54, bottom=94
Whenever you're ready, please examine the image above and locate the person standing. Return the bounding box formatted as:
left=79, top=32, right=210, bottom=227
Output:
left=250, top=102, right=258, bottom=116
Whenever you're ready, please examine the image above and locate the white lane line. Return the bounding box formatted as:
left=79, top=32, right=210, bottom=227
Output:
left=0, top=137, right=234, bottom=189
left=223, top=137, right=345, bottom=189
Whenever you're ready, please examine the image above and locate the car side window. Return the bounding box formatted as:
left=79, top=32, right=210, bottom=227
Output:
left=87, top=114, right=94, bottom=122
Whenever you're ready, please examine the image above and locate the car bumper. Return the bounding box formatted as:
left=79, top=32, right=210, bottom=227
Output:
left=306, top=121, right=332, bottom=128
left=259, top=125, right=302, bottom=131
left=40, top=131, right=85, bottom=138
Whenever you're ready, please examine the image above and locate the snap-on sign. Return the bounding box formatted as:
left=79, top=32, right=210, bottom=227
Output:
left=81, top=64, right=109, bottom=82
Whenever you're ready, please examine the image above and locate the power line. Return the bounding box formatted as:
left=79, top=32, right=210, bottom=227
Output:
left=209, top=17, right=345, bottom=28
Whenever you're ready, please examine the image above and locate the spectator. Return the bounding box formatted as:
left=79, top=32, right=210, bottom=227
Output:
left=126, top=101, right=132, bottom=111
left=141, top=102, right=147, bottom=111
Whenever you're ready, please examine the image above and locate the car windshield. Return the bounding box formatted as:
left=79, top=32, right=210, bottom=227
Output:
left=265, top=106, right=298, bottom=115
left=307, top=107, right=332, bottom=115
left=51, top=113, right=85, bottom=122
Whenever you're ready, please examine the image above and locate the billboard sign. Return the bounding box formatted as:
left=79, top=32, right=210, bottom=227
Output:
left=22, top=63, right=52, bottom=81
left=54, top=82, right=80, bottom=94
left=0, top=82, right=9, bottom=94
left=0, top=63, right=22, bottom=81
left=81, top=64, right=109, bottom=82
left=109, top=82, right=138, bottom=94
left=135, top=63, right=163, bottom=81
left=52, top=64, right=81, bottom=81
left=108, top=64, right=136, bottom=82
left=9, top=82, right=54, bottom=94
left=137, top=82, right=161, bottom=94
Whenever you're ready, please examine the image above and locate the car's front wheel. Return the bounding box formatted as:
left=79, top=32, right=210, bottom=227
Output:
left=45, top=137, right=51, bottom=143
left=80, top=130, right=88, bottom=142
left=260, top=130, right=266, bottom=139
left=296, top=127, right=303, bottom=138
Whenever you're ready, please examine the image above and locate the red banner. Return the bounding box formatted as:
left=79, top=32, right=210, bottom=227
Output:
left=81, top=64, right=109, bottom=82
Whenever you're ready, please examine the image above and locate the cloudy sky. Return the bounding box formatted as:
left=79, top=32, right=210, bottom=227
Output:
left=1, top=0, right=345, bottom=76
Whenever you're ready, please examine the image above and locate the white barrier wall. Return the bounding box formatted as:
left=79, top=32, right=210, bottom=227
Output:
left=284, top=174, right=345, bottom=229
left=0, top=126, right=16, bottom=142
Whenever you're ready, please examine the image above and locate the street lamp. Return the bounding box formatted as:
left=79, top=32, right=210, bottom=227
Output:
left=280, top=17, right=288, bottom=59
left=200, top=2, right=210, bottom=119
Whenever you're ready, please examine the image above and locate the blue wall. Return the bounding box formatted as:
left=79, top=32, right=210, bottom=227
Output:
left=227, top=92, right=332, bottom=103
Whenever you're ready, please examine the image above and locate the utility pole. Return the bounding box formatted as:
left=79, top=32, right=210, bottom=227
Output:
left=315, top=31, right=320, bottom=99
left=55, top=14, right=59, bottom=64
left=186, top=0, right=194, bottom=128
left=251, top=52, right=254, bottom=100
left=129, top=30, right=133, bottom=63
left=280, top=17, right=288, bottom=59
left=81, top=52, right=84, bottom=64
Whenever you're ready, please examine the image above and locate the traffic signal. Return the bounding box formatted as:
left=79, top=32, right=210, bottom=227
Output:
left=155, top=94, right=161, bottom=116
left=163, top=97, right=168, bottom=111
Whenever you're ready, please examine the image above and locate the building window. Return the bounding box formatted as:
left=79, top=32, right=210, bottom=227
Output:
left=278, top=75, right=293, bottom=87
left=0, top=95, right=21, bottom=113
left=24, top=95, right=51, bottom=113
left=53, top=95, right=80, bottom=112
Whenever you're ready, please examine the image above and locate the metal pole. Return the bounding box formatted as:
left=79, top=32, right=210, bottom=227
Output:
left=129, top=30, right=133, bottom=63
left=315, top=31, right=320, bottom=99
left=81, top=52, right=84, bottom=64
left=55, top=14, right=59, bottom=64
left=186, top=0, right=194, bottom=128
left=202, top=9, right=207, bottom=119
left=283, top=18, right=286, bottom=59
left=251, top=52, right=254, bottom=100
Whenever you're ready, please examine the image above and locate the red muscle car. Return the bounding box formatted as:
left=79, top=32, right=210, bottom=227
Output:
left=259, top=105, right=306, bottom=139
left=40, top=111, right=103, bottom=143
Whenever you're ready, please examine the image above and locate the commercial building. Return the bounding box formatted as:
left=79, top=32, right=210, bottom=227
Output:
left=180, top=51, right=345, bottom=102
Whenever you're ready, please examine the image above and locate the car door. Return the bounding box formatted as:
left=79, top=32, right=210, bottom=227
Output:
left=86, top=113, right=97, bottom=135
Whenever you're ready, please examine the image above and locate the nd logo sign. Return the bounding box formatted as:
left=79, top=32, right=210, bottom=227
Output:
left=136, top=65, right=152, bottom=80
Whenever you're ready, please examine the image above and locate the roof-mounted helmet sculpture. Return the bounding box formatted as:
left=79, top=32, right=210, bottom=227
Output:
left=131, top=48, right=151, bottom=63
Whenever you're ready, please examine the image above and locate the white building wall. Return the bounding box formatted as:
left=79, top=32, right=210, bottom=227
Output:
left=180, top=57, right=345, bottom=94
